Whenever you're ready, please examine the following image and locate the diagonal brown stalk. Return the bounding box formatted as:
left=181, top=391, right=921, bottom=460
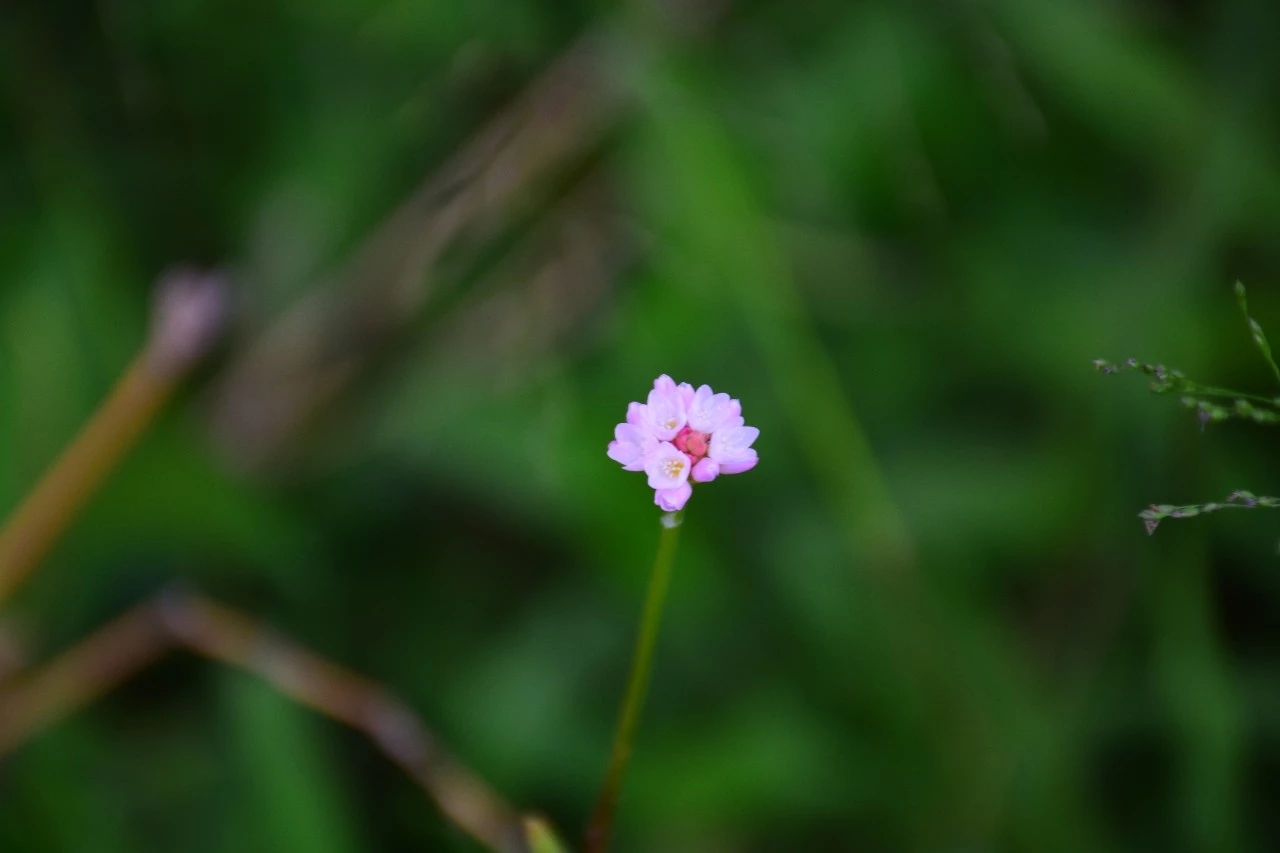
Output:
left=0, top=355, right=175, bottom=602
left=0, top=595, right=173, bottom=743
left=0, top=271, right=226, bottom=605
left=0, top=587, right=533, bottom=853
left=205, top=35, right=625, bottom=471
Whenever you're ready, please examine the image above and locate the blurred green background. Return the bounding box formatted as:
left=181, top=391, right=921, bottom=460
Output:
left=5, top=0, right=1280, bottom=850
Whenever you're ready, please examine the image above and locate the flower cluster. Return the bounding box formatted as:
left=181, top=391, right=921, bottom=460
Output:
left=607, top=375, right=758, bottom=511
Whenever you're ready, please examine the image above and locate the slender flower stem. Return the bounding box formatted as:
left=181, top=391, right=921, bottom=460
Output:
left=585, top=510, right=683, bottom=853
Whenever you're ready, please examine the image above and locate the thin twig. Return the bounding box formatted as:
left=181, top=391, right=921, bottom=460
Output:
left=0, top=271, right=226, bottom=604
left=0, top=600, right=173, bottom=754
left=0, top=589, right=530, bottom=853
left=418, top=173, right=626, bottom=389
left=0, top=358, right=174, bottom=602
left=1139, top=490, right=1280, bottom=535
left=206, top=33, right=625, bottom=470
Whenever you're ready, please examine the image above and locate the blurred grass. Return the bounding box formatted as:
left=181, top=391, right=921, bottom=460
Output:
left=5, top=0, right=1280, bottom=851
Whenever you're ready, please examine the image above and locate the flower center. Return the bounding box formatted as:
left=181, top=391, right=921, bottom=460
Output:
left=662, top=457, right=686, bottom=478
left=673, top=426, right=710, bottom=460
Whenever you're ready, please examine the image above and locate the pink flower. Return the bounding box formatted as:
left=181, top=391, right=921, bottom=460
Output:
left=710, top=423, right=759, bottom=475
left=640, top=375, right=688, bottom=441
left=687, top=385, right=736, bottom=433
left=607, top=376, right=758, bottom=511
left=608, top=423, right=658, bottom=471
left=645, top=442, right=691, bottom=490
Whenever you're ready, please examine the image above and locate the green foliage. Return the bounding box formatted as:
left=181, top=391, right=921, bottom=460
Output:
left=1100, top=282, right=1280, bottom=535
left=1093, top=355, right=1280, bottom=425
left=224, top=673, right=363, bottom=853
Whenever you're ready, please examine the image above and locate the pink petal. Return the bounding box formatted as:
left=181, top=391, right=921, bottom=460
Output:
left=709, top=425, right=759, bottom=463
left=689, top=385, right=735, bottom=432
left=615, top=422, right=652, bottom=446
left=718, top=452, right=758, bottom=475
left=677, top=382, right=696, bottom=409
left=608, top=442, right=648, bottom=472
left=692, top=457, right=720, bottom=483
left=609, top=423, right=657, bottom=471
left=607, top=440, right=638, bottom=465
left=734, top=426, right=760, bottom=448
left=644, top=386, right=687, bottom=440
left=654, top=482, right=692, bottom=512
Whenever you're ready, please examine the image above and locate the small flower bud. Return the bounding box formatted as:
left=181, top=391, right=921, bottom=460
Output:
left=147, top=268, right=229, bottom=378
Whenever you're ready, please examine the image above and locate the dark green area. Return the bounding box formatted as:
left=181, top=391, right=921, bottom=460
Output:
left=5, top=0, right=1280, bottom=850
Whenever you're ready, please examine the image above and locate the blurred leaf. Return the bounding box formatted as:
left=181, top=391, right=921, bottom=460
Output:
left=628, top=48, right=913, bottom=572
left=524, top=816, right=571, bottom=853
left=223, top=672, right=363, bottom=853
left=0, top=723, right=134, bottom=853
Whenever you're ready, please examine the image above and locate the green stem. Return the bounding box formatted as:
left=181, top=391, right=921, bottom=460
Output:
left=1182, top=382, right=1280, bottom=407
left=585, top=511, right=683, bottom=853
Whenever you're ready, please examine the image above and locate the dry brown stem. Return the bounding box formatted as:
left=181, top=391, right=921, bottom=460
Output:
left=0, top=588, right=530, bottom=853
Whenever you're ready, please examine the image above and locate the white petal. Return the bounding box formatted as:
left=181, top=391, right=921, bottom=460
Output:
left=718, top=451, right=758, bottom=475
left=616, top=422, right=654, bottom=447
left=710, top=425, right=759, bottom=462
left=654, top=482, right=693, bottom=511
left=608, top=441, right=640, bottom=467
left=645, top=443, right=691, bottom=489
left=644, top=387, right=687, bottom=440
left=676, top=382, right=696, bottom=408
left=690, top=390, right=734, bottom=432
left=733, top=426, right=760, bottom=448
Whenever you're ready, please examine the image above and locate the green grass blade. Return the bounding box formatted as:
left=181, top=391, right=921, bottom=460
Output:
left=525, top=816, right=571, bottom=853
left=1234, top=281, right=1280, bottom=386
